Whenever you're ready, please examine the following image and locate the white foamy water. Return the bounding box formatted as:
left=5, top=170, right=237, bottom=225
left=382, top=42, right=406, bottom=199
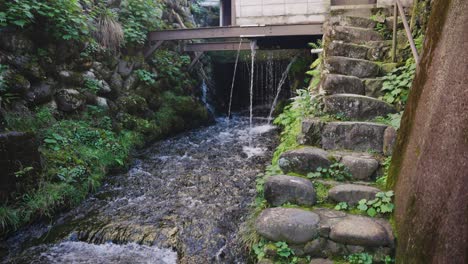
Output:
left=250, top=124, right=276, bottom=134
left=40, top=242, right=177, bottom=264
left=242, top=146, right=267, bottom=158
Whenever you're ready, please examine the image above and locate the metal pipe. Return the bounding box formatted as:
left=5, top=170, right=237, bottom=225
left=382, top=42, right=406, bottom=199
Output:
left=396, top=0, right=420, bottom=62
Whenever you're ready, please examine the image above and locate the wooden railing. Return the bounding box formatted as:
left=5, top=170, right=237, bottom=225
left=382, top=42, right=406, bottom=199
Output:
left=392, top=0, right=420, bottom=62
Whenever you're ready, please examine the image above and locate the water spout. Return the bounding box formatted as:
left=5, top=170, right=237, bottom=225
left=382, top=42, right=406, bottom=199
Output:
left=227, top=39, right=243, bottom=119
left=201, top=80, right=215, bottom=115
left=267, top=57, right=297, bottom=123
left=249, top=40, right=257, bottom=141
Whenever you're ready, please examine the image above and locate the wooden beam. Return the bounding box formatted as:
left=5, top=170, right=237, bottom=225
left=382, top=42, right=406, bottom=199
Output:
left=148, top=24, right=323, bottom=42
left=185, top=41, right=255, bottom=52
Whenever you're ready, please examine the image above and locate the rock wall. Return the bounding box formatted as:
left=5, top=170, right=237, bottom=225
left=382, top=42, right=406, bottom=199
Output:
left=0, top=132, right=41, bottom=200
left=388, top=0, right=468, bottom=262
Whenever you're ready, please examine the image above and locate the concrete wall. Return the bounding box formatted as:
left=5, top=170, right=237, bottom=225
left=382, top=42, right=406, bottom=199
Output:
left=235, top=0, right=331, bottom=25
left=377, top=0, right=413, bottom=7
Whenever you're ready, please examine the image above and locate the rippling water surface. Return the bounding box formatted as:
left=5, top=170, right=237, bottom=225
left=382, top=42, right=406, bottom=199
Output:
left=3, top=117, right=278, bottom=264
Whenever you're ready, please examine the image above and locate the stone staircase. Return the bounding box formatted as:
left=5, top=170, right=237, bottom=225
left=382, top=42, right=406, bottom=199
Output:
left=255, top=11, right=397, bottom=264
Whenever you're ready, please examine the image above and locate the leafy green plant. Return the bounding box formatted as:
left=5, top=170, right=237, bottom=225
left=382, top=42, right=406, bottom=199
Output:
left=14, top=167, right=34, bottom=178
left=373, top=112, right=402, bottom=130
left=119, top=0, right=163, bottom=45
left=252, top=240, right=266, bottom=260
left=2, top=0, right=89, bottom=41
left=307, top=163, right=352, bottom=182
left=272, top=90, right=314, bottom=165
left=84, top=78, right=101, bottom=94
left=347, top=252, right=373, bottom=264
left=358, top=191, right=395, bottom=217
left=380, top=60, right=416, bottom=109
left=275, top=241, right=294, bottom=258
left=335, top=202, right=349, bottom=211
left=376, top=157, right=392, bottom=189
left=135, top=69, right=157, bottom=86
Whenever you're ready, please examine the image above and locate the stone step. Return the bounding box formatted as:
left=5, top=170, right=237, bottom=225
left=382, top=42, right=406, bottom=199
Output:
left=323, top=94, right=397, bottom=120
left=330, top=5, right=377, bottom=18
left=300, top=119, right=396, bottom=155
left=324, top=56, right=381, bottom=78
left=328, top=184, right=381, bottom=206
left=278, top=147, right=380, bottom=180
left=363, top=77, right=384, bottom=98
left=322, top=74, right=365, bottom=96
left=330, top=15, right=377, bottom=29
left=255, top=208, right=394, bottom=258
left=264, top=175, right=317, bottom=206
left=326, top=41, right=390, bottom=61
left=330, top=26, right=383, bottom=44
left=322, top=74, right=385, bottom=99
left=326, top=41, right=370, bottom=60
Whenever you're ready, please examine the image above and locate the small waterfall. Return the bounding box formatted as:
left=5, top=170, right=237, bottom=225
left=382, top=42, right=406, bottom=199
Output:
left=201, top=80, right=215, bottom=115
left=267, top=57, right=297, bottom=123
left=249, top=40, right=257, bottom=136
left=227, top=39, right=243, bottom=119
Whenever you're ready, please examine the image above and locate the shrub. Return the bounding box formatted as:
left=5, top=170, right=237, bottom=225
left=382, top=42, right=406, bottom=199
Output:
left=307, top=162, right=352, bottom=182
left=119, top=0, right=164, bottom=45
left=380, top=59, right=416, bottom=109
left=347, top=253, right=373, bottom=264
left=91, top=5, right=124, bottom=51
left=1, top=0, right=89, bottom=41
left=135, top=69, right=157, bottom=86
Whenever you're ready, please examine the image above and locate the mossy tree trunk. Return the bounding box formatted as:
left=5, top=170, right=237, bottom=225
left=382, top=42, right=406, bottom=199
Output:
left=387, top=0, right=468, bottom=262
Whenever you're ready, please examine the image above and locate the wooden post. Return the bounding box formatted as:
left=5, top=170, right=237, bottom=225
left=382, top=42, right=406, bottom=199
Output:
left=392, top=1, right=398, bottom=62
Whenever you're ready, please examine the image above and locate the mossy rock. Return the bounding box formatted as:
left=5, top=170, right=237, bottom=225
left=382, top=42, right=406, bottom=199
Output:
left=117, top=95, right=149, bottom=116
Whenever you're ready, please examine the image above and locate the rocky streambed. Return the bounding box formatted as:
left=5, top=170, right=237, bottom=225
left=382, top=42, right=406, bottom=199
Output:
left=2, top=117, right=278, bottom=264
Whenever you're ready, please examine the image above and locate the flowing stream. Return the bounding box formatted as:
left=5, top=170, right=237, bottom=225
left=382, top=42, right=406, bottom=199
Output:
left=2, top=117, right=278, bottom=264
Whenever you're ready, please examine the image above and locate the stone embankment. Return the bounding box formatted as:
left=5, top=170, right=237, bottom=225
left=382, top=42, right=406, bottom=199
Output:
left=255, top=10, right=399, bottom=263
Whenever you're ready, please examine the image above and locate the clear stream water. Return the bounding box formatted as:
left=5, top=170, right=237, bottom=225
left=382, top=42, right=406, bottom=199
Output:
left=2, top=117, right=278, bottom=264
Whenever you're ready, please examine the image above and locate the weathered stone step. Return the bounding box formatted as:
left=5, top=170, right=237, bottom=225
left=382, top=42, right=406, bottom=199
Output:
left=330, top=15, right=377, bottom=29
left=323, top=94, right=397, bottom=120
left=279, top=147, right=380, bottom=180
left=330, top=26, right=383, bottom=44
left=264, top=175, right=316, bottom=206
left=328, top=184, right=381, bottom=206
left=326, top=41, right=390, bottom=62
left=255, top=208, right=394, bottom=258
left=322, top=74, right=385, bottom=99
left=322, top=74, right=365, bottom=96
left=300, top=119, right=396, bottom=155
left=325, top=56, right=380, bottom=78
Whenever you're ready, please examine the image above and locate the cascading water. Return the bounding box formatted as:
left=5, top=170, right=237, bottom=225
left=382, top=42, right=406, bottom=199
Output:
left=201, top=80, right=215, bottom=114
left=3, top=117, right=278, bottom=264
left=227, top=39, right=243, bottom=119
left=267, top=56, right=297, bottom=123
left=249, top=40, right=257, bottom=134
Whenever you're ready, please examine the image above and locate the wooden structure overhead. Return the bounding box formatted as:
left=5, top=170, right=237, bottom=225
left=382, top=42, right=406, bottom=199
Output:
left=148, top=24, right=323, bottom=42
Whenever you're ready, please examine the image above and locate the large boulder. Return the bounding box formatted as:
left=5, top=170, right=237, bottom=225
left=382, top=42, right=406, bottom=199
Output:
left=338, top=154, right=380, bottom=180
left=256, top=208, right=320, bottom=244
left=329, top=216, right=391, bottom=247
left=264, top=175, right=316, bottom=206
left=4, top=71, right=30, bottom=94
left=328, top=184, right=381, bottom=205
left=278, top=147, right=331, bottom=175
left=27, top=80, right=56, bottom=105
left=55, top=89, right=86, bottom=112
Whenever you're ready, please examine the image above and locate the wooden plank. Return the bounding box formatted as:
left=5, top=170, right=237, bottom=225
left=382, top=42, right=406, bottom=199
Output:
left=148, top=24, right=323, bottom=41
left=331, top=0, right=377, bottom=5
left=185, top=41, right=254, bottom=52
